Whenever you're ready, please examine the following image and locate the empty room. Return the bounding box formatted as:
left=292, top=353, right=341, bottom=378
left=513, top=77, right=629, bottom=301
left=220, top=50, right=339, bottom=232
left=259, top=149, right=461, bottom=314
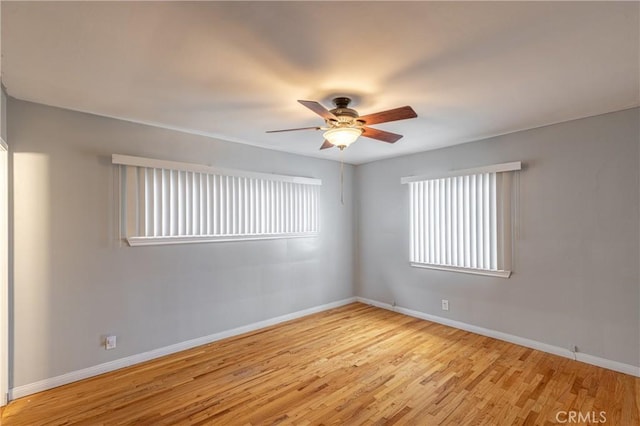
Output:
left=0, top=1, right=638, bottom=425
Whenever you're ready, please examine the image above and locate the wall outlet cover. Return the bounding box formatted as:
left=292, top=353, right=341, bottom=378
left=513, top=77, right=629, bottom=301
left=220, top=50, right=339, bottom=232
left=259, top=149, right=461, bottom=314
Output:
left=105, top=335, right=117, bottom=350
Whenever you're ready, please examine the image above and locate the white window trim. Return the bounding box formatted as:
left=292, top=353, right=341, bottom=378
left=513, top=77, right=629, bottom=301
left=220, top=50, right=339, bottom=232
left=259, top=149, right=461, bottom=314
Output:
left=402, top=162, right=521, bottom=278
left=410, top=262, right=511, bottom=278
left=127, top=232, right=317, bottom=247
left=113, top=154, right=321, bottom=186
left=400, top=161, right=521, bottom=184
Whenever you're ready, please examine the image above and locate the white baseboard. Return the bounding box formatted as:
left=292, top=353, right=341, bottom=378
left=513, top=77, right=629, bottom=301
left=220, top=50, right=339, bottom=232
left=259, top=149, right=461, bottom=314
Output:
left=356, top=297, right=640, bottom=378
left=9, top=297, right=357, bottom=400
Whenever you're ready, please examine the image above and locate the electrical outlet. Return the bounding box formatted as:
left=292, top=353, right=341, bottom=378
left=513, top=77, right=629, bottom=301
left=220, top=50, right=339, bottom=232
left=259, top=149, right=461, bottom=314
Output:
left=105, top=335, right=117, bottom=350
left=441, top=299, right=449, bottom=311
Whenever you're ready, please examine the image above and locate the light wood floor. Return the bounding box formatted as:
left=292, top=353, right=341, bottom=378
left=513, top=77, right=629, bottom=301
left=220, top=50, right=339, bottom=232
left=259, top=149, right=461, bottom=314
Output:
left=2, top=303, right=639, bottom=425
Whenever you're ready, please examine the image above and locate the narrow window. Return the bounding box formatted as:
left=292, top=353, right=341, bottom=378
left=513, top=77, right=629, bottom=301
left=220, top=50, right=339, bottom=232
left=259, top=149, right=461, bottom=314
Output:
left=113, top=155, right=321, bottom=246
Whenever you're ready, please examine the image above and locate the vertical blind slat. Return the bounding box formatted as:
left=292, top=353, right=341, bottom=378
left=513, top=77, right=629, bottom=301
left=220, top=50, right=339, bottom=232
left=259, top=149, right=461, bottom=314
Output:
left=192, top=173, right=199, bottom=236
left=478, top=174, right=484, bottom=268
left=161, top=170, right=168, bottom=237
left=483, top=173, right=490, bottom=269
left=199, top=173, right=206, bottom=235
left=214, top=174, right=219, bottom=235
left=135, top=167, right=144, bottom=238
left=170, top=170, right=177, bottom=236
left=490, top=173, right=497, bottom=270
left=152, top=169, right=159, bottom=237
left=451, top=177, right=457, bottom=266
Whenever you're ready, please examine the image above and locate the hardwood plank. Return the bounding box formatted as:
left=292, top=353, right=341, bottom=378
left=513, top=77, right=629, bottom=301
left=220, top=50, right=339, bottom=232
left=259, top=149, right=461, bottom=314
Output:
left=2, top=303, right=638, bottom=425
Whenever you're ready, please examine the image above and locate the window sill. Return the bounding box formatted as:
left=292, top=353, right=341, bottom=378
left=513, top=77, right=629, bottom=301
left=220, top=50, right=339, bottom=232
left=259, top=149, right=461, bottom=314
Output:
left=410, top=262, right=511, bottom=278
left=126, top=233, right=319, bottom=247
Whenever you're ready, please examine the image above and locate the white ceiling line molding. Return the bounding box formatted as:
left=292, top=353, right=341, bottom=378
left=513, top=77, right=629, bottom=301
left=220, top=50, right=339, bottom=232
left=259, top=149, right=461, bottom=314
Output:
left=112, top=154, right=322, bottom=186
left=400, top=161, right=522, bottom=184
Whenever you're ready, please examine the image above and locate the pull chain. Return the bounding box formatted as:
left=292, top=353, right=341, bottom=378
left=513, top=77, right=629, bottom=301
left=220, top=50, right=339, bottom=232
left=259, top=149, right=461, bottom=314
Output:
left=340, top=146, right=345, bottom=205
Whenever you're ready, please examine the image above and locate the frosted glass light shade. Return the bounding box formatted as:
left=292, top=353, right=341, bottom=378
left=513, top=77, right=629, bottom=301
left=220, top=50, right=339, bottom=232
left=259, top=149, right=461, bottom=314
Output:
left=323, top=127, right=363, bottom=148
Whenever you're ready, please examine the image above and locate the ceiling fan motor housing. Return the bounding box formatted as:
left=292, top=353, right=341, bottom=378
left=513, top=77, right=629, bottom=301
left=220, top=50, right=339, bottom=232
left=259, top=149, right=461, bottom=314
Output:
left=328, top=97, right=360, bottom=126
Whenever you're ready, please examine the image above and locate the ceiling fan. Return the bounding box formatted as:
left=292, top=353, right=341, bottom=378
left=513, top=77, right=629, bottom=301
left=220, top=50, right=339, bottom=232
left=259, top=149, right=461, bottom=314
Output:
left=266, top=97, right=418, bottom=150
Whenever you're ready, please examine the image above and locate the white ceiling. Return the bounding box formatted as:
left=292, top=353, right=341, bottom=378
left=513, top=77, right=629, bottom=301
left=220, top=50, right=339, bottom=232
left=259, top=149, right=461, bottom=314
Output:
left=2, top=2, right=638, bottom=164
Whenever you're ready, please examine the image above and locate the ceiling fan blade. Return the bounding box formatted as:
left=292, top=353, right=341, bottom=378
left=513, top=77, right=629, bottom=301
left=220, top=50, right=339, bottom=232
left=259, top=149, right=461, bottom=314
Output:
left=298, top=100, right=337, bottom=121
left=358, top=106, right=417, bottom=125
left=361, top=127, right=404, bottom=143
left=319, top=140, right=334, bottom=150
left=266, top=126, right=321, bottom=133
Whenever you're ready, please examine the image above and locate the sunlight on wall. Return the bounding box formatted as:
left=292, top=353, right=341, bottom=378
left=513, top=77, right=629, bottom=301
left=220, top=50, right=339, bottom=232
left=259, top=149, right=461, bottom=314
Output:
left=0, top=145, right=7, bottom=404
left=13, top=153, right=51, bottom=382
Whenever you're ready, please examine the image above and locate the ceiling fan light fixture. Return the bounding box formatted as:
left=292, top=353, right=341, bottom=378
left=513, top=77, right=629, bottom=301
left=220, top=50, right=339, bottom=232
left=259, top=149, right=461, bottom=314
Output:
left=323, top=127, right=362, bottom=148
left=266, top=98, right=417, bottom=151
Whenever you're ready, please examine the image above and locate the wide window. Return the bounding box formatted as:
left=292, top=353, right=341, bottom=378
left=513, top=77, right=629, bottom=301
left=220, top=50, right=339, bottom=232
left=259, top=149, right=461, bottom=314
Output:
left=402, top=162, right=521, bottom=278
left=113, top=155, right=321, bottom=246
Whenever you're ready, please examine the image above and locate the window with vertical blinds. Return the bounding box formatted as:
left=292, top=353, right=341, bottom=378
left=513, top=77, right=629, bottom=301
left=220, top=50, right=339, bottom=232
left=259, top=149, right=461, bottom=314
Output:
left=113, top=155, right=321, bottom=246
left=401, top=162, right=521, bottom=278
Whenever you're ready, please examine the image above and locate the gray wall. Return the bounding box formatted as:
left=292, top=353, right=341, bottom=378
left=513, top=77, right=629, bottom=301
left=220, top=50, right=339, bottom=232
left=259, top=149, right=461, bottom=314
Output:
left=9, top=99, right=355, bottom=387
left=356, top=108, right=640, bottom=367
